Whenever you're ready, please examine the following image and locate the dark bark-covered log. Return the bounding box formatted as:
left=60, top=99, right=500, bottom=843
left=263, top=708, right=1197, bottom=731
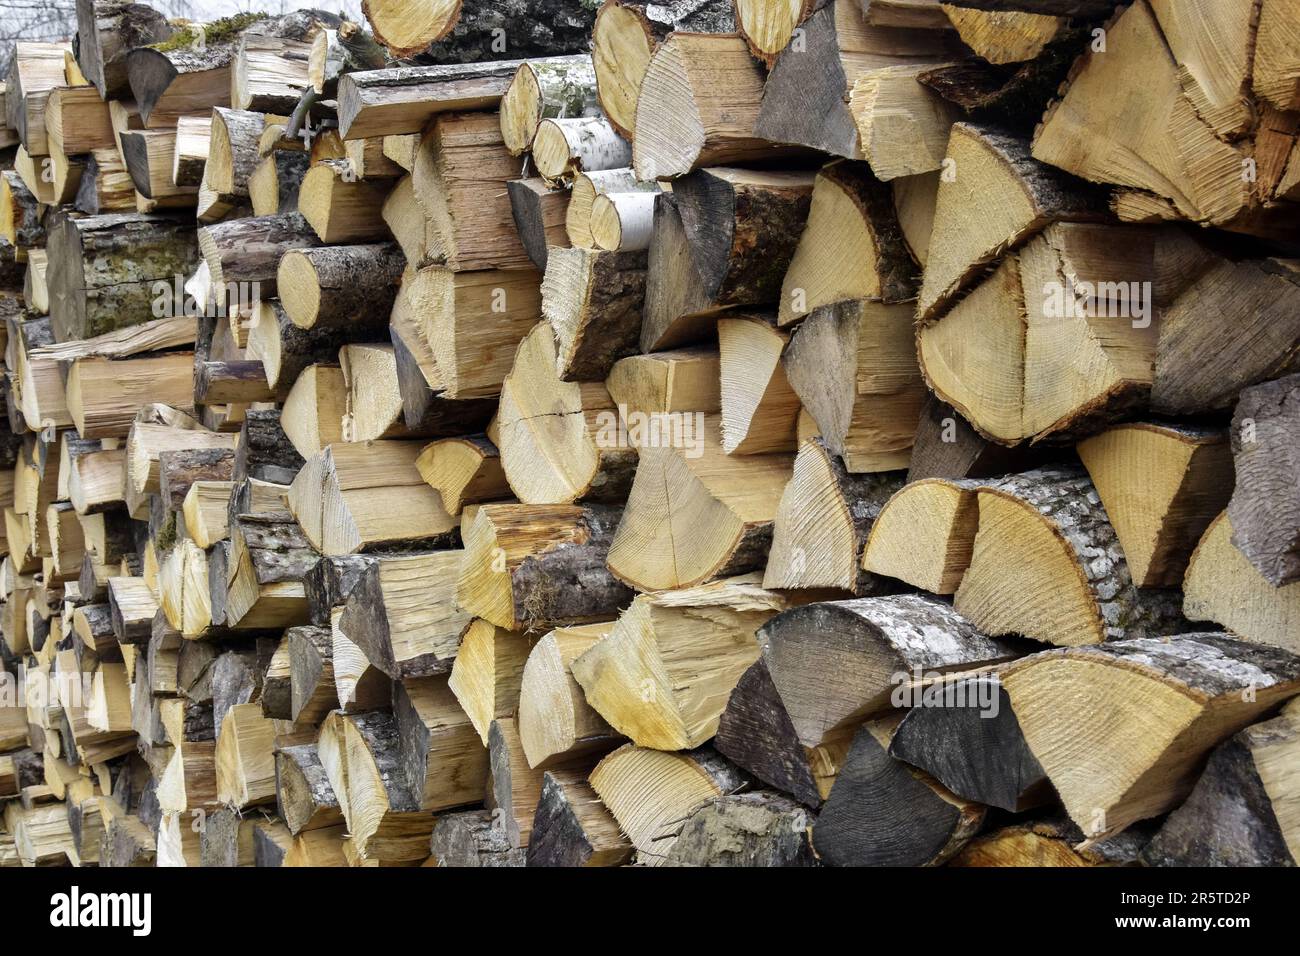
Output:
left=158, top=448, right=236, bottom=511
left=208, top=540, right=231, bottom=628
left=211, top=646, right=262, bottom=739
left=541, top=246, right=646, bottom=381
left=388, top=323, right=498, bottom=438
left=814, top=719, right=986, bottom=866
left=391, top=675, right=488, bottom=815
left=458, top=503, right=634, bottom=632
left=663, top=791, right=818, bottom=867
left=673, top=167, right=815, bottom=307
left=260, top=635, right=293, bottom=721
left=288, top=624, right=336, bottom=726
left=1227, top=373, right=1300, bottom=587
left=277, top=242, right=404, bottom=331
left=276, top=743, right=344, bottom=835
left=225, top=512, right=315, bottom=630
left=198, top=212, right=321, bottom=301
left=1140, top=702, right=1299, bottom=867
left=428, top=810, right=525, bottom=867
left=507, top=177, right=570, bottom=271
left=888, top=675, right=1050, bottom=813
left=526, top=767, right=634, bottom=867
left=250, top=299, right=377, bottom=397
left=1, top=171, right=44, bottom=248
left=194, top=360, right=279, bottom=406
left=76, top=1, right=178, bottom=98
left=101, top=814, right=157, bottom=867
left=108, top=577, right=158, bottom=647
left=250, top=148, right=310, bottom=216
left=639, top=191, right=727, bottom=352
left=233, top=408, right=306, bottom=486
left=337, top=60, right=525, bottom=140
left=365, top=0, right=593, bottom=61
left=304, top=554, right=375, bottom=626
left=199, top=806, right=258, bottom=867
left=46, top=213, right=199, bottom=342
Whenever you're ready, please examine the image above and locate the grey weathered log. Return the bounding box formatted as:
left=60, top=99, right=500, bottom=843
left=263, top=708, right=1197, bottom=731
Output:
left=158, top=448, right=236, bottom=510
left=526, top=768, right=634, bottom=867
left=233, top=408, right=306, bottom=486
left=908, top=395, right=1044, bottom=482
left=288, top=624, right=336, bottom=725
left=507, top=177, right=569, bottom=271
left=1227, top=373, right=1300, bottom=586
left=76, top=1, right=178, bottom=98
left=390, top=322, right=498, bottom=435
left=663, top=791, right=818, bottom=867
left=276, top=743, right=344, bottom=835
left=303, top=554, right=376, bottom=626
left=428, top=810, right=526, bottom=867
left=211, top=646, right=261, bottom=738
left=199, top=212, right=321, bottom=300
left=208, top=540, right=231, bottom=628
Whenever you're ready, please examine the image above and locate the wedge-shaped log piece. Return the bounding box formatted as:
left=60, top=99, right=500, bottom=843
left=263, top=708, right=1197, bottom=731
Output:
left=288, top=440, right=458, bottom=555
left=542, top=247, right=646, bottom=382
left=588, top=744, right=747, bottom=865
left=888, top=674, right=1048, bottom=813
left=1002, top=633, right=1300, bottom=839
left=428, top=811, right=524, bottom=867
left=508, top=177, right=570, bottom=270
left=848, top=63, right=959, bottom=181
left=861, top=476, right=980, bottom=594
left=497, top=323, right=637, bottom=504
left=765, top=438, right=905, bottom=593
left=814, top=717, right=986, bottom=866
left=777, top=161, right=917, bottom=327
left=604, top=347, right=720, bottom=419
left=1226, top=374, right=1300, bottom=587
left=448, top=621, right=533, bottom=745
left=940, top=4, right=1067, bottom=64
left=955, top=467, right=1184, bottom=647
left=526, top=767, right=633, bottom=867
left=607, top=417, right=791, bottom=591
left=718, top=314, right=801, bottom=456
left=224, top=513, right=314, bottom=631
left=275, top=743, right=344, bottom=835
left=1140, top=699, right=1300, bottom=867
left=518, top=622, right=621, bottom=770
left=1184, top=512, right=1300, bottom=655
left=339, top=551, right=470, bottom=680
left=458, top=503, right=631, bottom=632
left=215, top=701, right=276, bottom=809
left=391, top=675, right=488, bottom=814
left=784, top=299, right=924, bottom=471
left=572, top=575, right=798, bottom=751
left=1078, top=422, right=1232, bottom=589
left=415, top=436, right=509, bottom=516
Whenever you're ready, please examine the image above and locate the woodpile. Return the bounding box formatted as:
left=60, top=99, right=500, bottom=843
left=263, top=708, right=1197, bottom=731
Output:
left=0, top=0, right=1298, bottom=872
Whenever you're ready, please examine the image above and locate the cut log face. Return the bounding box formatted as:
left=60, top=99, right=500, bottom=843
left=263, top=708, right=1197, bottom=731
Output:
left=861, top=476, right=981, bottom=594
left=888, top=674, right=1049, bottom=813
left=941, top=5, right=1066, bottom=64
left=588, top=744, right=747, bottom=865
left=813, top=719, right=986, bottom=866
left=1002, top=633, right=1300, bottom=839
left=500, top=55, right=599, bottom=156
left=1078, top=422, right=1233, bottom=589
left=1227, top=373, right=1300, bottom=587
left=848, top=64, right=959, bottom=182
left=778, top=161, right=918, bottom=326
left=1140, top=700, right=1300, bottom=867
left=718, top=315, right=801, bottom=455
left=518, top=622, right=621, bottom=770
left=604, top=347, right=721, bottom=419
left=1184, top=512, right=1300, bottom=655
left=764, top=438, right=906, bottom=594
left=606, top=417, right=792, bottom=591
left=735, top=0, right=817, bottom=66
left=541, top=247, right=647, bottom=383
left=571, top=575, right=797, bottom=751
left=783, top=298, right=925, bottom=471
left=950, top=814, right=1154, bottom=868
left=955, top=466, right=1184, bottom=647
left=496, top=322, right=637, bottom=505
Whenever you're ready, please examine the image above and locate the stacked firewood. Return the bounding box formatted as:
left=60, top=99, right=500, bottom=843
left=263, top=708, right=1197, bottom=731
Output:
left=1, top=0, right=1298, bottom=869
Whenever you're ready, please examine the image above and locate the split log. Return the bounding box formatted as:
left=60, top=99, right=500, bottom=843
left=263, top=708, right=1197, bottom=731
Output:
left=715, top=595, right=1019, bottom=805
left=860, top=476, right=980, bottom=593
left=438, top=621, right=528, bottom=741
left=487, top=717, right=564, bottom=848
left=1226, top=374, right=1300, bottom=587
left=588, top=744, right=746, bottom=865
left=456, top=502, right=632, bottom=632
left=847, top=63, right=960, bottom=182
left=604, top=347, right=721, bottom=418
left=542, top=248, right=646, bottom=383
left=526, top=768, right=633, bottom=867
left=663, top=791, right=817, bottom=867
left=754, top=1, right=960, bottom=161
left=1140, top=700, right=1300, bottom=867
left=887, top=674, right=1048, bottom=812
left=763, top=438, right=905, bottom=593
left=0, top=171, right=43, bottom=249
left=1183, top=512, right=1300, bottom=655
left=1077, top=422, right=1233, bottom=589
left=590, top=0, right=735, bottom=140
left=5, top=42, right=69, bottom=154
left=118, top=129, right=197, bottom=204
left=75, top=0, right=177, bottom=98
left=233, top=408, right=305, bottom=486
left=606, top=418, right=791, bottom=591
left=338, top=551, right=470, bottom=680
left=63, top=353, right=195, bottom=441
left=734, top=0, right=822, bottom=66
left=280, top=365, right=346, bottom=458
left=277, top=243, right=404, bottom=330
left=777, top=161, right=917, bottom=326
left=108, top=576, right=157, bottom=646
left=249, top=148, right=310, bottom=216
left=942, top=4, right=1067, bottom=63
left=500, top=55, right=598, bottom=155
left=288, top=625, right=335, bottom=726
left=518, top=622, right=621, bottom=770
left=533, top=117, right=631, bottom=185
left=183, top=480, right=235, bottom=549
left=496, top=322, right=636, bottom=504
left=638, top=193, right=726, bottom=352
left=507, top=177, right=570, bottom=270
left=905, top=395, right=1037, bottom=481
left=125, top=422, right=239, bottom=520
left=215, top=702, right=277, bottom=809
left=415, top=436, right=509, bottom=516
left=46, top=212, right=199, bottom=342
left=287, top=440, right=458, bottom=555
left=173, top=114, right=212, bottom=188
left=673, top=167, right=815, bottom=308
left=633, top=33, right=800, bottom=180
left=224, top=512, right=314, bottom=630
left=390, top=675, right=487, bottom=814
left=298, top=159, right=392, bottom=244
left=951, top=814, right=1152, bottom=868
left=571, top=575, right=797, bottom=751
left=45, top=85, right=116, bottom=156
left=813, top=717, right=985, bottom=866
left=158, top=448, right=235, bottom=511
left=304, top=554, right=373, bottom=627
left=1002, top=632, right=1300, bottom=838
left=275, top=743, right=344, bottom=835
left=955, top=466, right=1185, bottom=647
left=428, top=810, right=525, bottom=867
left=337, top=61, right=525, bottom=140
left=717, top=314, right=801, bottom=455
